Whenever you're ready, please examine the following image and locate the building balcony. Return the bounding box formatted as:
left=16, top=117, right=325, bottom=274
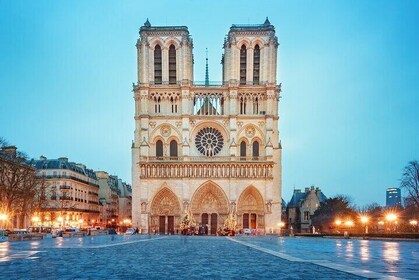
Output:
left=60, top=185, right=71, bottom=190
left=60, top=196, right=73, bottom=201
left=140, top=156, right=270, bottom=163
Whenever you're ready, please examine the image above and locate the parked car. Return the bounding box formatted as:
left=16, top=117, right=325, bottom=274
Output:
left=125, top=228, right=136, bottom=235
left=52, top=229, right=63, bottom=238
left=243, top=228, right=253, bottom=235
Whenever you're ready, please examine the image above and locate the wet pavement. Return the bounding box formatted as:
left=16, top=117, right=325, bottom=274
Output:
left=0, top=235, right=417, bottom=279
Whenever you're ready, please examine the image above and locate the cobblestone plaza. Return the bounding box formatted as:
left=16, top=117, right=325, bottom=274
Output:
left=0, top=236, right=417, bottom=279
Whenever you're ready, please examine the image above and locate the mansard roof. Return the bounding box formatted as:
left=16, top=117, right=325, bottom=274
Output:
left=30, top=157, right=97, bottom=180
left=287, top=187, right=327, bottom=208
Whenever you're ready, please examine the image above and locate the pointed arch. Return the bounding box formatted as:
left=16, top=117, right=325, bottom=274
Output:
left=190, top=181, right=229, bottom=215
left=253, top=44, right=260, bottom=84
left=150, top=187, right=182, bottom=216
left=240, top=44, right=247, bottom=85
left=154, top=45, right=162, bottom=84
left=169, top=44, right=176, bottom=84
left=237, top=186, right=264, bottom=215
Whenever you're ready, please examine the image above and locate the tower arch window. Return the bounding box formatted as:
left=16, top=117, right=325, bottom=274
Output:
left=169, top=140, right=178, bottom=159
left=171, top=97, right=178, bottom=113
left=253, top=45, right=260, bottom=84
left=252, top=141, right=260, bottom=159
left=240, top=96, right=246, bottom=115
left=154, top=45, right=162, bottom=84
left=240, top=141, right=247, bottom=160
left=156, top=140, right=163, bottom=158
left=253, top=97, right=259, bottom=115
left=169, top=45, right=176, bottom=84
left=240, top=45, right=247, bottom=85
left=154, top=96, right=161, bottom=113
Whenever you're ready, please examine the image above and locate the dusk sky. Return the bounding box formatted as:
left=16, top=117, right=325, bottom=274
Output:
left=1, top=0, right=418, bottom=207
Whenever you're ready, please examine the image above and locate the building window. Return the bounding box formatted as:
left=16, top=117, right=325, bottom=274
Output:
left=169, top=140, right=178, bottom=159
left=156, top=140, right=163, bottom=158
left=253, top=44, right=260, bottom=84
left=171, top=97, right=177, bottom=113
left=240, top=44, right=247, bottom=85
left=169, top=44, right=176, bottom=84
left=240, top=141, right=246, bottom=160
left=252, top=141, right=259, bottom=159
left=253, top=97, right=259, bottom=115
left=240, top=96, right=246, bottom=114
left=304, top=211, right=310, bottom=221
left=154, top=96, right=161, bottom=113
left=154, top=45, right=162, bottom=84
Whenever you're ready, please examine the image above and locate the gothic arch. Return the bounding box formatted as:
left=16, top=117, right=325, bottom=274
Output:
left=150, top=186, right=181, bottom=216
left=251, top=38, right=266, bottom=49
left=150, top=123, right=182, bottom=142
left=190, top=181, right=229, bottom=215
left=164, top=38, right=181, bottom=49
left=236, top=39, right=251, bottom=49
left=149, top=38, right=164, bottom=49
left=237, top=186, right=265, bottom=215
left=237, top=124, right=265, bottom=143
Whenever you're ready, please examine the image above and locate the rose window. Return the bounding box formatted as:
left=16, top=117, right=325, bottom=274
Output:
left=195, top=127, right=224, bottom=156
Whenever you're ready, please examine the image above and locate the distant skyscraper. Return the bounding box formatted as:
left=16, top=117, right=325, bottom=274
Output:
left=386, top=187, right=402, bottom=207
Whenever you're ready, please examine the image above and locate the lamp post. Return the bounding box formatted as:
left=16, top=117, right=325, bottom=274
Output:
left=278, top=221, right=285, bottom=236
left=0, top=213, right=7, bottom=238
left=385, top=213, right=397, bottom=232
left=409, top=220, right=418, bottom=232
left=360, top=216, right=369, bottom=234
left=335, top=219, right=342, bottom=233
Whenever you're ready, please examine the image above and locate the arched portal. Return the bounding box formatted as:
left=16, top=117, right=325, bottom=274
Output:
left=190, top=181, right=229, bottom=234
left=237, top=186, right=265, bottom=230
left=150, top=187, right=181, bottom=234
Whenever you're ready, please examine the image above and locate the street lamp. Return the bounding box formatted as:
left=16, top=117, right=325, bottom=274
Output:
left=335, top=219, right=342, bottom=233
left=0, top=213, right=7, bottom=239
left=360, top=216, right=369, bottom=234
left=385, top=213, right=398, bottom=232
left=410, top=220, right=418, bottom=232
left=278, top=221, right=285, bottom=236
left=31, top=216, right=40, bottom=226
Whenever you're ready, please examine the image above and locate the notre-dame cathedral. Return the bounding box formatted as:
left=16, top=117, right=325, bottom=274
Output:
left=132, top=18, right=282, bottom=234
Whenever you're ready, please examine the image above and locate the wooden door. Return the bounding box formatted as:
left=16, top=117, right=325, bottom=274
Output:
left=250, top=213, right=257, bottom=229
left=159, top=216, right=166, bottom=234
left=167, top=216, right=174, bottom=234
left=210, top=213, right=217, bottom=235
left=243, top=213, right=249, bottom=229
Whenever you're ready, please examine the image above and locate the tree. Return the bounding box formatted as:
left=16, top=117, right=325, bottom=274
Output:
left=0, top=138, right=46, bottom=228
left=311, top=195, right=357, bottom=232
left=400, top=160, right=419, bottom=208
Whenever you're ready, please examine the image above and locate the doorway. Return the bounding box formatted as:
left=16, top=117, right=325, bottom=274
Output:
left=210, top=213, right=218, bottom=234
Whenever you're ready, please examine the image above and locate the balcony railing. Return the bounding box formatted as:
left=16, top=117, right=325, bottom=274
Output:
left=139, top=156, right=270, bottom=163
left=60, top=185, right=71, bottom=190
left=60, top=196, right=72, bottom=201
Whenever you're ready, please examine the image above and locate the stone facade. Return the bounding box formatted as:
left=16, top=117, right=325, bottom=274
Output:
left=132, top=19, right=282, bottom=234
left=30, top=156, right=100, bottom=228
left=96, top=171, right=120, bottom=226
left=286, top=186, right=327, bottom=233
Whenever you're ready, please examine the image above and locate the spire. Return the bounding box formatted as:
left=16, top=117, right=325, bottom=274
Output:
left=264, top=17, right=271, bottom=26
left=144, top=18, right=151, bottom=27
left=205, top=48, right=209, bottom=87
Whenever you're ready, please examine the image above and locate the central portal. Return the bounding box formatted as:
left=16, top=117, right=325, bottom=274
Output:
left=191, top=181, right=229, bottom=235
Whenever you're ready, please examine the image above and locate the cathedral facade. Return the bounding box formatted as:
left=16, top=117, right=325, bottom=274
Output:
left=131, top=19, right=282, bottom=234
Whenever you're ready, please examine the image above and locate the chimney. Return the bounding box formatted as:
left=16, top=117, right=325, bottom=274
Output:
left=40, top=155, right=47, bottom=160
left=294, top=189, right=301, bottom=193
left=311, top=185, right=315, bottom=191
left=305, top=187, right=309, bottom=193
left=1, top=146, right=17, bottom=158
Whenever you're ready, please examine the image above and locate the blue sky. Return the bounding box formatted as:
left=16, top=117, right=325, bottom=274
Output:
left=1, top=0, right=418, bottom=207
